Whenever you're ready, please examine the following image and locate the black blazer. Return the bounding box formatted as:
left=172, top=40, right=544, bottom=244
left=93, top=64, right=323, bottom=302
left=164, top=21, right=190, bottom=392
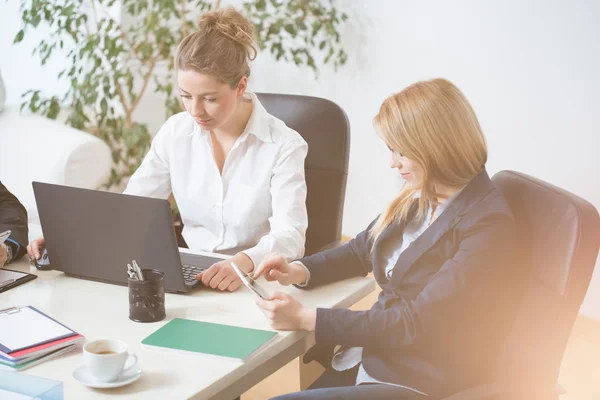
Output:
left=299, top=169, right=519, bottom=397
left=0, top=181, right=29, bottom=261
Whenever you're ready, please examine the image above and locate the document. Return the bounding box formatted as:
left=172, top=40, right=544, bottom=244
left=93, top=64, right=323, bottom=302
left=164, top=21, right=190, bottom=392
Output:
left=0, top=307, right=74, bottom=353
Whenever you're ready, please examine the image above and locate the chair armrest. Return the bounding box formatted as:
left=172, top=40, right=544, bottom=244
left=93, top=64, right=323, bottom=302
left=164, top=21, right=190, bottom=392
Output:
left=302, top=343, right=336, bottom=368
left=441, top=382, right=563, bottom=400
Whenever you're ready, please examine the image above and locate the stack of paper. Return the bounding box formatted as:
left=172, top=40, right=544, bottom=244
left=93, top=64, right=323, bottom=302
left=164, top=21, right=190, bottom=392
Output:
left=0, top=306, right=83, bottom=371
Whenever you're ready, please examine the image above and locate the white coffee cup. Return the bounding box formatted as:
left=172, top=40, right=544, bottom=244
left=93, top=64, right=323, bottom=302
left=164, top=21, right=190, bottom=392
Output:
left=83, top=340, right=138, bottom=383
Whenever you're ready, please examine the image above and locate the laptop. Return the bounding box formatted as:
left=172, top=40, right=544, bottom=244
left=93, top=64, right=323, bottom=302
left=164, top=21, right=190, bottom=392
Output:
left=32, top=182, right=226, bottom=293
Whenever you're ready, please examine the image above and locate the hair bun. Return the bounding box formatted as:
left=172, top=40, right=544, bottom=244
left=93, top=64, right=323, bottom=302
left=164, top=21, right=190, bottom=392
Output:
left=176, top=7, right=256, bottom=85
left=198, top=7, right=257, bottom=61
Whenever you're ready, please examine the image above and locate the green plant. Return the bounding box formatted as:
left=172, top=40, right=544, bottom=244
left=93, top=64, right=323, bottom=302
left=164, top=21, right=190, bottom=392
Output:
left=15, top=0, right=349, bottom=188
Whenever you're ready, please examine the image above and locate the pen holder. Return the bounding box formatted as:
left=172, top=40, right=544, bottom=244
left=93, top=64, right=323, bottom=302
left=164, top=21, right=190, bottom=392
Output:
left=128, top=269, right=166, bottom=323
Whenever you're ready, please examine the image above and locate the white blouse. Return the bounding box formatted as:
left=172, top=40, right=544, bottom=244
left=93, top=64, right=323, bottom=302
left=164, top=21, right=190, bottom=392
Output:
left=124, top=93, right=309, bottom=267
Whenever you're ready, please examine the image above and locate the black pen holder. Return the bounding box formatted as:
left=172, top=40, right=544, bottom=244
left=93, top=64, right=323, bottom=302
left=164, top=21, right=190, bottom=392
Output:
left=128, top=269, right=166, bottom=323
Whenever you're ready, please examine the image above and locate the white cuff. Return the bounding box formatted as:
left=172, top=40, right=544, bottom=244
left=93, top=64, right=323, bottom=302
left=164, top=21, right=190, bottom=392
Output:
left=241, top=247, right=266, bottom=272
left=291, top=261, right=311, bottom=287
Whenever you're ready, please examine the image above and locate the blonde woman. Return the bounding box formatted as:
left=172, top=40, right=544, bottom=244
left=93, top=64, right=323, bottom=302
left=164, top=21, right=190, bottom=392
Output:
left=253, top=79, right=517, bottom=399
left=28, top=7, right=308, bottom=292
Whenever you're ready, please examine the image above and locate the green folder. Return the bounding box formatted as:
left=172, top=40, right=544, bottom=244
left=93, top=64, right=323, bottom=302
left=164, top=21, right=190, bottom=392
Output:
left=141, top=318, right=278, bottom=360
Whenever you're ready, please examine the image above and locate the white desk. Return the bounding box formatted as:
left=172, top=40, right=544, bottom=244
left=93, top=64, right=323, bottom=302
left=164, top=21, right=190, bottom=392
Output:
left=0, top=258, right=375, bottom=399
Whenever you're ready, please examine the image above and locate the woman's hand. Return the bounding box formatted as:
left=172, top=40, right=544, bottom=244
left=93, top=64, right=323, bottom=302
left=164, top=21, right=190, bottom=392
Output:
left=252, top=253, right=307, bottom=286
left=196, top=252, right=254, bottom=292
left=27, top=237, right=46, bottom=260
left=255, top=291, right=316, bottom=331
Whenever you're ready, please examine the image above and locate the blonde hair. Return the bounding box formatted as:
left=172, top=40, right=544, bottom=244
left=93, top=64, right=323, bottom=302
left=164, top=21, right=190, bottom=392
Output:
left=175, top=7, right=257, bottom=87
left=370, top=78, right=487, bottom=241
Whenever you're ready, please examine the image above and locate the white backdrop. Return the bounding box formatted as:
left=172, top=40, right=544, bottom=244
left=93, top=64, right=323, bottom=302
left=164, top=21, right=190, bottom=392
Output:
left=248, top=0, right=600, bottom=318
left=0, top=2, right=69, bottom=107
left=1, top=0, right=599, bottom=317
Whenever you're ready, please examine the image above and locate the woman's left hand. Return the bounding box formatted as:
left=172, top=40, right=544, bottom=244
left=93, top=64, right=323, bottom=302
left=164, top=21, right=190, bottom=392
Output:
left=255, top=292, right=316, bottom=331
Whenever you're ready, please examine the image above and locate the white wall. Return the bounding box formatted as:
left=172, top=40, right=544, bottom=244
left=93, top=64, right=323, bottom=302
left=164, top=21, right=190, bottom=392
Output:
left=0, top=1, right=122, bottom=109
left=0, top=2, right=70, bottom=107
left=2, top=1, right=599, bottom=317
left=251, top=0, right=600, bottom=234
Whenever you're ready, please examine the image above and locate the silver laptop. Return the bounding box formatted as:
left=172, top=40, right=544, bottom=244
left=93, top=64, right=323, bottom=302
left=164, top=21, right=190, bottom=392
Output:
left=33, top=182, right=225, bottom=293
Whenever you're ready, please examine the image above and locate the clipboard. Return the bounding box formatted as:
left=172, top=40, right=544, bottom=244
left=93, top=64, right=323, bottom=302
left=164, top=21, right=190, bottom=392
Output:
left=0, top=269, right=37, bottom=294
left=0, top=306, right=77, bottom=355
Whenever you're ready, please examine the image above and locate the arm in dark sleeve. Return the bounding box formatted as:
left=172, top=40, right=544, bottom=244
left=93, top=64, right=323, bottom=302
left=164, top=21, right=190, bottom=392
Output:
left=297, top=218, right=378, bottom=289
left=0, top=182, right=29, bottom=261
left=314, top=212, right=516, bottom=348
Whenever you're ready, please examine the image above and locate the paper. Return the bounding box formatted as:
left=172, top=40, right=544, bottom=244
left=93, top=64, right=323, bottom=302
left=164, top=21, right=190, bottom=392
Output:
left=0, top=270, right=28, bottom=283
left=0, top=307, right=73, bottom=352
left=0, top=344, right=77, bottom=371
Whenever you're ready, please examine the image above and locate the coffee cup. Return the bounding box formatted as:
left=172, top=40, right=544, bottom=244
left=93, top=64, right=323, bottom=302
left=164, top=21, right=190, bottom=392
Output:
left=83, top=340, right=138, bottom=382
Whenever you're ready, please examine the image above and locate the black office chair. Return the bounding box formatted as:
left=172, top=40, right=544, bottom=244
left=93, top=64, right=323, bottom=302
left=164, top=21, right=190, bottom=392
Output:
left=298, top=170, right=600, bottom=399
left=232, top=94, right=349, bottom=400
left=443, top=170, right=600, bottom=400
left=256, top=93, right=351, bottom=256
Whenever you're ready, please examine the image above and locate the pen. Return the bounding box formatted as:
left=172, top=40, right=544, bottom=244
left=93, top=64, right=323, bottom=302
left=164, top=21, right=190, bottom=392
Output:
left=127, top=263, right=137, bottom=280
left=0, top=279, right=16, bottom=289
left=132, top=260, right=145, bottom=281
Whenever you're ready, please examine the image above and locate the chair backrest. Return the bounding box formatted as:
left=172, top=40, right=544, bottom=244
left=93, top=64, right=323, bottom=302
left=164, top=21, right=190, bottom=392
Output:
left=491, top=170, right=600, bottom=385
left=256, top=93, right=350, bottom=256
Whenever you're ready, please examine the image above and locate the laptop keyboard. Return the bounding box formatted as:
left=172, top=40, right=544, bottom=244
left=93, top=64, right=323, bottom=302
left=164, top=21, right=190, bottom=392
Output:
left=182, top=264, right=207, bottom=285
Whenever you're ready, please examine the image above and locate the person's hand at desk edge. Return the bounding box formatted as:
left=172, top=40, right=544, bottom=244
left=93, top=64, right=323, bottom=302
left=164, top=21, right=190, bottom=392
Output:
left=252, top=253, right=317, bottom=331
left=195, top=251, right=255, bottom=292
left=27, top=237, right=46, bottom=261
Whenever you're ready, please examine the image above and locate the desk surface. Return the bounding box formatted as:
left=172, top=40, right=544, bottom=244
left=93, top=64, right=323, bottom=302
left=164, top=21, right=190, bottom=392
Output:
left=0, top=256, right=375, bottom=399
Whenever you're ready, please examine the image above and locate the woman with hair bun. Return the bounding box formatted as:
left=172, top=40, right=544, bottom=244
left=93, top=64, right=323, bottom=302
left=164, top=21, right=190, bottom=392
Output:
left=29, top=7, right=309, bottom=292
left=128, top=7, right=308, bottom=291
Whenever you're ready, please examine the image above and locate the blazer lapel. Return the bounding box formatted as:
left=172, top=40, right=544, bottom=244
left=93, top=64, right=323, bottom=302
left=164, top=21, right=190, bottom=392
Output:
left=370, top=202, right=416, bottom=283
left=389, top=169, right=495, bottom=285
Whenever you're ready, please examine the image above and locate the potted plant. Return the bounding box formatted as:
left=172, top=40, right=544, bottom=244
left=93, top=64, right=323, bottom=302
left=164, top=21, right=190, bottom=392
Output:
left=14, top=0, right=349, bottom=190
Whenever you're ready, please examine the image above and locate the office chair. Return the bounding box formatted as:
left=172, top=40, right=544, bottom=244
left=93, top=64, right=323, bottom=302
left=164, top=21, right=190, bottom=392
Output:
left=443, top=170, right=600, bottom=400
left=301, top=170, right=600, bottom=400
left=230, top=94, right=349, bottom=400
left=256, top=93, right=351, bottom=256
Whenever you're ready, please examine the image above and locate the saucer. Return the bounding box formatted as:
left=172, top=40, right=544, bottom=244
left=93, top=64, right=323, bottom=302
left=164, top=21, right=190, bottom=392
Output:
left=73, top=364, right=142, bottom=388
